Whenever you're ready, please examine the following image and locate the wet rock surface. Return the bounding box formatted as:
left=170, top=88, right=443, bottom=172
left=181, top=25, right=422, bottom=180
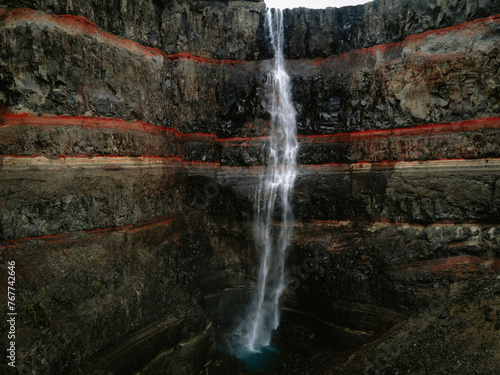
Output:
left=204, top=316, right=365, bottom=375
left=204, top=279, right=500, bottom=375
left=204, top=287, right=371, bottom=375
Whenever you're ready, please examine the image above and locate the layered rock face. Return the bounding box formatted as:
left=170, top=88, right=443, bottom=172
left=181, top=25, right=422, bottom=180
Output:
left=1, top=0, right=499, bottom=374
left=284, top=0, right=500, bottom=58
left=0, top=2, right=259, bottom=373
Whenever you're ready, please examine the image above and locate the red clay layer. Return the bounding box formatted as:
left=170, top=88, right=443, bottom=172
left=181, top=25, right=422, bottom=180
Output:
left=298, top=117, right=500, bottom=143
left=0, top=112, right=177, bottom=136
left=310, top=41, right=401, bottom=67
left=310, top=14, right=500, bottom=67
left=404, top=14, right=500, bottom=43
left=0, top=215, right=179, bottom=250
left=0, top=112, right=263, bottom=142
left=1, top=8, right=499, bottom=68
left=2, top=112, right=500, bottom=144
left=397, top=255, right=500, bottom=275
left=0, top=8, right=244, bottom=66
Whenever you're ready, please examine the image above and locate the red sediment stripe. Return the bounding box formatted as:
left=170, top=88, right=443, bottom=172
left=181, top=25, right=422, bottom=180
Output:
left=310, top=14, right=500, bottom=67
left=0, top=112, right=262, bottom=142
left=0, top=112, right=265, bottom=151
left=0, top=9, right=244, bottom=66
left=3, top=113, right=500, bottom=166
left=180, top=133, right=268, bottom=143
left=2, top=9, right=498, bottom=71
left=83, top=217, right=174, bottom=236
left=311, top=41, right=401, bottom=67
left=396, top=255, right=500, bottom=274
left=0, top=216, right=178, bottom=249
left=0, top=112, right=177, bottom=136
left=0, top=232, right=73, bottom=248
left=166, top=52, right=246, bottom=66
left=404, top=14, right=500, bottom=43
left=309, top=219, right=425, bottom=229
left=3, top=113, right=500, bottom=144
left=0, top=112, right=267, bottom=146
left=0, top=154, right=184, bottom=162
left=298, top=117, right=500, bottom=143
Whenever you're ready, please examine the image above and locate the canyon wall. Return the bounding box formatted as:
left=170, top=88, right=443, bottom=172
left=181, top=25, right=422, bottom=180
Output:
left=0, top=0, right=499, bottom=373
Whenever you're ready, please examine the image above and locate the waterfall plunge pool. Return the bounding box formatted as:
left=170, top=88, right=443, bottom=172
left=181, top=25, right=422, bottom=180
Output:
left=234, top=344, right=282, bottom=373
left=204, top=289, right=373, bottom=374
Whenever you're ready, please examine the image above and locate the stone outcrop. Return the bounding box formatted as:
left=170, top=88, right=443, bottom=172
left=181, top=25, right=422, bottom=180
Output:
left=1, top=0, right=500, bottom=373
left=335, top=279, right=500, bottom=374
left=0, top=9, right=267, bottom=135
left=290, top=15, right=500, bottom=134
left=284, top=0, right=500, bottom=58
left=0, top=0, right=268, bottom=59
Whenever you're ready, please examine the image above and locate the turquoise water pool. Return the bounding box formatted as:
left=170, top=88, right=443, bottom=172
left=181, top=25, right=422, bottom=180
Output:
left=234, top=344, right=282, bottom=373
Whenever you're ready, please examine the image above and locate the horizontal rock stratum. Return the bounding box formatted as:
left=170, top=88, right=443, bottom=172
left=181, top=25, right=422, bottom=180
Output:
left=0, top=0, right=499, bottom=374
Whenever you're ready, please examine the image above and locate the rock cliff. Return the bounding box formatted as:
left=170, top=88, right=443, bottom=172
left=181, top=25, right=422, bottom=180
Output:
left=0, top=0, right=499, bottom=374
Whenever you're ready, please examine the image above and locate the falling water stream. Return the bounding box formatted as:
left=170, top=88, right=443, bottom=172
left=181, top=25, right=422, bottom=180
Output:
left=234, top=8, right=298, bottom=370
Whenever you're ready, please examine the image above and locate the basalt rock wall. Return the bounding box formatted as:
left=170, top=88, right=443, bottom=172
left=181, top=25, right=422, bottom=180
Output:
left=1, top=0, right=500, bottom=374
left=284, top=0, right=500, bottom=58
left=0, top=0, right=269, bottom=59
left=0, top=3, right=259, bottom=374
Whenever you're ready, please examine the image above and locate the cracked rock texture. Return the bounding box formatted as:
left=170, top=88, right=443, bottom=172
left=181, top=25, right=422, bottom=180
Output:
left=284, top=0, right=500, bottom=58
left=0, top=0, right=268, bottom=59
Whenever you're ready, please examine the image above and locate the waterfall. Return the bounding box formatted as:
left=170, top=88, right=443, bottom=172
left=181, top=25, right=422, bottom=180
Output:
left=243, top=7, right=298, bottom=352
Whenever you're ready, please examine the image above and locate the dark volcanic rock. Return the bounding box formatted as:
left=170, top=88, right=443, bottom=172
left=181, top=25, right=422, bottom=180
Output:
left=0, top=216, right=216, bottom=375
left=0, top=157, right=186, bottom=241
left=292, top=161, right=500, bottom=223
left=1, top=0, right=500, bottom=374
left=0, top=9, right=268, bottom=135
left=289, top=16, right=500, bottom=134
left=284, top=0, right=500, bottom=58
left=335, top=279, right=500, bottom=374
left=0, top=0, right=268, bottom=60
left=289, top=221, right=500, bottom=318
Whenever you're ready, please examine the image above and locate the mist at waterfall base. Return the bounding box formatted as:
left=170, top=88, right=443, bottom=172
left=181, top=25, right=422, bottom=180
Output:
left=231, top=7, right=298, bottom=372
left=265, top=0, right=370, bottom=10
